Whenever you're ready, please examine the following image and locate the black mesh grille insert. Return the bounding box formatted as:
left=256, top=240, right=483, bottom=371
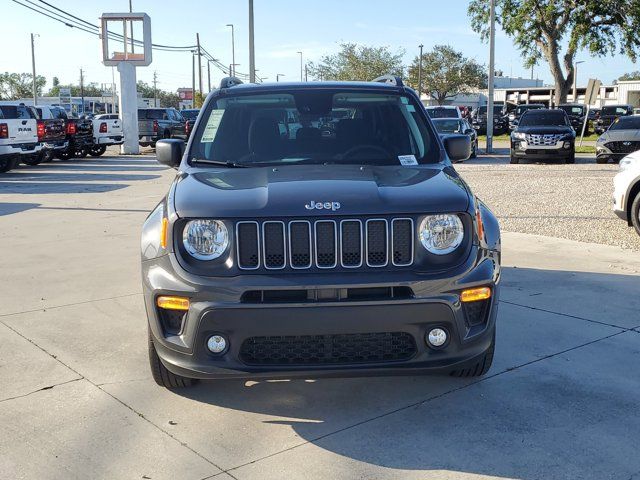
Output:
left=367, top=220, right=388, bottom=266
left=237, top=223, right=259, bottom=268
left=341, top=221, right=362, bottom=267
left=392, top=219, right=413, bottom=265
left=263, top=222, right=285, bottom=268
left=315, top=221, right=336, bottom=267
left=239, top=332, right=416, bottom=365
left=289, top=222, right=311, bottom=268
left=463, top=298, right=491, bottom=327
left=605, top=141, right=640, bottom=154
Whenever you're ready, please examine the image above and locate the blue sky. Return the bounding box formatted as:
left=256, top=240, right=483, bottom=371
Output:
left=3, top=0, right=638, bottom=94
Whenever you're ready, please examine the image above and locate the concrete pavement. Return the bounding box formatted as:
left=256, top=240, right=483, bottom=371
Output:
left=1, top=155, right=639, bottom=480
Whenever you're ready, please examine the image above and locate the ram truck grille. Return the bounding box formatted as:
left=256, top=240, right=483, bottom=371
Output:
left=235, top=218, right=414, bottom=271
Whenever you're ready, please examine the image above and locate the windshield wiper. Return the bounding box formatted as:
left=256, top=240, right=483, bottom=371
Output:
left=190, top=158, right=248, bottom=168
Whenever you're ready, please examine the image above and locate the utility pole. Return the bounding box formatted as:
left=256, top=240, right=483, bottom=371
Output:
left=192, top=52, right=196, bottom=108
left=196, top=33, right=203, bottom=96
left=417, top=44, right=423, bottom=102
left=486, top=0, right=496, bottom=154
left=249, top=0, right=255, bottom=83
left=207, top=61, right=211, bottom=92
left=226, top=24, right=235, bottom=76
left=153, top=71, right=158, bottom=107
left=297, top=51, right=303, bottom=81
left=30, top=33, right=38, bottom=106
left=80, top=68, right=85, bottom=116
left=305, top=64, right=308, bottom=82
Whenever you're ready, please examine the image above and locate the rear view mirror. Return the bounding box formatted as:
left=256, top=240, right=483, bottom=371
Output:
left=443, top=135, right=471, bottom=162
left=156, top=139, right=184, bottom=169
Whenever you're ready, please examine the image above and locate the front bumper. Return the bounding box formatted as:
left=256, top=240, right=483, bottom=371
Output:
left=511, top=140, right=574, bottom=160
left=143, top=247, right=501, bottom=380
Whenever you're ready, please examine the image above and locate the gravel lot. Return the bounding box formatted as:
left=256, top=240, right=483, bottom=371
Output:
left=457, top=150, right=640, bottom=251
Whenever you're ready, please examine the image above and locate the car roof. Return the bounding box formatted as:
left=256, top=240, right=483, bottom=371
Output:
left=425, top=105, right=457, bottom=109
left=218, top=80, right=405, bottom=95
left=523, top=108, right=564, bottom=114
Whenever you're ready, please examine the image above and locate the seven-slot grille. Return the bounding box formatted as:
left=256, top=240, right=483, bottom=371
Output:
left=526, top=133, right=564, bottom=146
left=236, top=218, right=414, bottom=270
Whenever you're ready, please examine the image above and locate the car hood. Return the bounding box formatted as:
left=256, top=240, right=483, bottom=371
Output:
left=599, top=130, right=640, bottom=142
left=515, top=126, right=574, bottom=135
left=173, top=164, right=470, bottom=218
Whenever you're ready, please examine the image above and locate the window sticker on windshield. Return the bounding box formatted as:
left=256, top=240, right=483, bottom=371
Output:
left=398, top=155, right=418, bottom=166
left=406, top=105, right=416, bottom=112
left=200, top=109, right=224, bottom=143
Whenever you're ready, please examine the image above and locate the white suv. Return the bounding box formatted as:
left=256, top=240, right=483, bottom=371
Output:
left=613, top=150, right=640, bottom=236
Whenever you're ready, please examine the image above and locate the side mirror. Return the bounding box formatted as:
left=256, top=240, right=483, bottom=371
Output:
left=512, top=119, right=519, bottom=126
left=156, top=139, right=184, bottom=169
left=443, top=134, right=471, bottom=162
left=464, top=128, right=475, bottom=135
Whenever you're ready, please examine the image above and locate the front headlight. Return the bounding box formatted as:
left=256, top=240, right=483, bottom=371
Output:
left=512, top=132, right=526, bottom=141
left=183, top=219, right=229, bottom=260
left=419, top=214, right=464, bottom=254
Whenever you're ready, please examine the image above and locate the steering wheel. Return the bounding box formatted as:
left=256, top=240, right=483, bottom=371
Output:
left=342, top=144, right=391, bottom=159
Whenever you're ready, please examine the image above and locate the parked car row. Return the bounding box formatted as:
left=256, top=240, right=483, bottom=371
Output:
left=0, top=103, right=123, bottom=173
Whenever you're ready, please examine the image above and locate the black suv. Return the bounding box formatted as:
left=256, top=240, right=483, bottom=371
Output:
left=510, top=109, right=575, bottom=164
left=472, top=105, right=508, bottom=135
left=142, top=76, right=501, bottom=389
left=594, top=104, right=633, bottom=134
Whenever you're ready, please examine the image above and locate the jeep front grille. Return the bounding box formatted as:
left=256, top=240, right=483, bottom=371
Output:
left=526, top=133, right=564, bottom=146
left=236, top=218, right=414, bottom=271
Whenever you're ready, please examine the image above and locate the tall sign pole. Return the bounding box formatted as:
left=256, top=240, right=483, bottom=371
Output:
left=418, top=44, right=423, bottom=102
left=486, top=0, right=496, bottom=154
left=30, top=33, right=38, bottom=106
left=249, top=0, right=256, bottom=83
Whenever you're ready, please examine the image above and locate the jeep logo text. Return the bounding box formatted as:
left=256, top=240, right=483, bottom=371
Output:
left=305, top=201, right=341, bottom=211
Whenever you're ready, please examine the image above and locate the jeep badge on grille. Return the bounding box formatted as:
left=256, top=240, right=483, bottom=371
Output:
left=305, top=201, right=341, bottom=211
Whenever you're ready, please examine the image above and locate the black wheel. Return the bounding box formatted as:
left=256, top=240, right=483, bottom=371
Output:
left=565, top=152, right=575, bottom=164
left=0, top=157, right=18, bottom=173
left=163, top=130, right=171, bottom=139
left=57, top=150, right=71, bottom=161
left=148, top=328, right=197, bottom=388
left=41, top=150, right=54, bottom=163
left=631, top=192, right=640, bottom=237
left=509, top=151, right=519, bottom=164
left=21, top=153, right=43, bottom=166
left=596, top=156, right=608, bottom=164
left=471, top=141, right=478, bottom=158
left=450, top=333, right=495, bottom=378
left=74, top=148, right=88, bottom=158
left=89, top=146, right=107, bottom=157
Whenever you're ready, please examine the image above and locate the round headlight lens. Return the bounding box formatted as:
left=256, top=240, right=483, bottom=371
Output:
left=183, top=220, right=229, bottom=260
left=419, top=214, right=464, bottom=254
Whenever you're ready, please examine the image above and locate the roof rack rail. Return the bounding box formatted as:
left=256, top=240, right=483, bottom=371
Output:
left=220, top=77, right=243, bottom=89
left=371, top=75, right=404, bottom=87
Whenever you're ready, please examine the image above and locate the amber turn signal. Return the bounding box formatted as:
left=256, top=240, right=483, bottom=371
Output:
left=460, top=287, right=492, bottom=303
left=156, top=295, right=190, bottom=311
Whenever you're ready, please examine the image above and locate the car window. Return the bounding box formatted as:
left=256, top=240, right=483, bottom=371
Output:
left=609, top=116, right=640, bottom=130
left=0, top=105, right=36, bottom=119
left=602, top=106, right=630, bottom=116
left=559, top=106, right=584, bottom=115
left=190, top=90, right=438, bottom=166
left=519, top=111, right=569, bottom=127
left=138, top=109, right=165, bottom=120
left=426, top=108, right=458, bottom=118
left=432, top=119, right=463, bottom=134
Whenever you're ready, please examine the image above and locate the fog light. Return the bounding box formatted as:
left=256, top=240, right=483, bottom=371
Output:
left=207, top=335, right=227, bottom=354
left=563, top=142, right=571, bottom=149
left=426, top=328, right=448, bottom=348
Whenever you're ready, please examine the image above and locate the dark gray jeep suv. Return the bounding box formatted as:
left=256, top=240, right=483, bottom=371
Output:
left=141, top=76, right=501, bottom=388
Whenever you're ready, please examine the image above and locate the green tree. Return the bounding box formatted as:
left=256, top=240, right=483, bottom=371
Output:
left=137, top=80, right=155, bottom=98
left=46, top=82, right=103, bottom=97
left=0, top=72, right=46, bottom=100
left=307, top=43, right=404, bottom=81
left=408, top=45, right=486, bottom=105
left=468, top=0, right=640, bottom=105
left=618, top=71, right=640, bottom=82
left=158, top=91, right=180, bottom=109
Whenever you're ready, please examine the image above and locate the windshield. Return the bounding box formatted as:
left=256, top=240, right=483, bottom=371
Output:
left=609, top=116, right=640, bottom=130
left=426, top=108, right=458, bottom=118
left=190, top=89, right=438, bottom=166
left=432, top=119, right=464, bottom=134
left=519, top=111, right=568, bottom=127
left=0, top=105, right=36, bottom=119
left=559, top=106, right=584, bottom=116
left=601, top=106, right=629, bottom=116
left=181, top=110, right=199, bottom=120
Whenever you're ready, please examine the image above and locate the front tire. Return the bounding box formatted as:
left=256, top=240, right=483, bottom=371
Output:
left=0, top=157, right=18, bottom=173
left=450, top=333, right=495, bottom=378
left=21, top=153, right=43, bottom=166
left=510, top=151, right=519, bottom=164
left=148, top=329, right=197, bottom=388
left=565, top=152, right=575, bottom=164
left=596, top=157, right=608, bottom=164
left=471, top=141, right=478, bottom=158
left=89, top=145, right=107, bottom=157
left=631, top=192, right=640, bottom=237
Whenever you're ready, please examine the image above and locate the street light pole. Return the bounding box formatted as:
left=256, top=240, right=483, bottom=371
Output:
left=30, top=33, right=38, bottom=106
left=196, top=33, right=203, bottom=96
left=486, top=0, right=496, bottom=154
left=297, top=51, right=303, bottom=81
left=226, top=24, right=235, bottom=76
left=207, top=60, right=211, bottom=92
left=417, top=44, right=423, bottom=103
left=249, top=0, right=256, bottom=83
left=573, top=61, right=584, bottom=103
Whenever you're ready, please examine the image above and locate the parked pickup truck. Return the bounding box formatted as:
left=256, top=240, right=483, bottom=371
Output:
left=41, top=106, right=93, bottom=160
left=138, top=108, right=186, bottom=147
left=0, top=103, right=42, bottom=173
left=20, top=105, right=68, bottom=165
left=90, top=114, right=123, bottom=156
